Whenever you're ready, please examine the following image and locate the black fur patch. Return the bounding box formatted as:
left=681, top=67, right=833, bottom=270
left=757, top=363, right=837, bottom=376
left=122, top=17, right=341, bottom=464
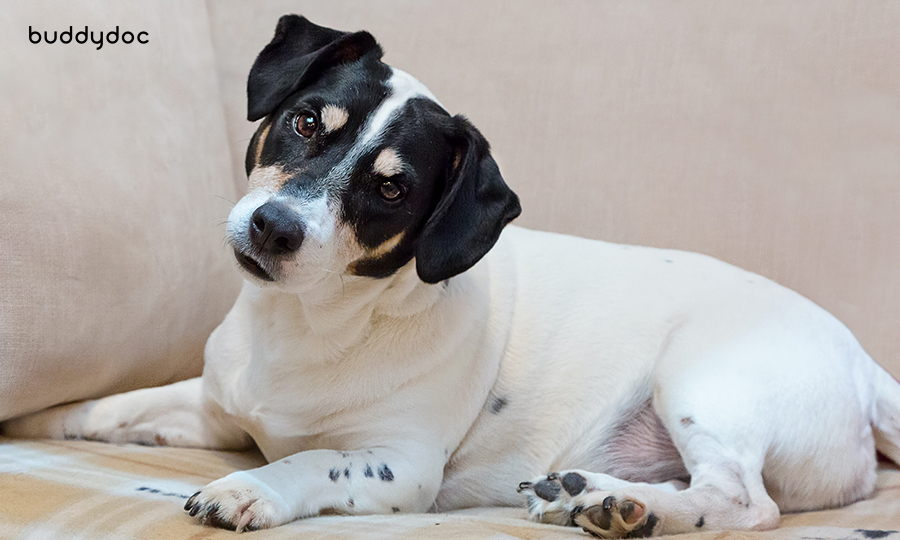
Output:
left=490, top=396, right=508, bottom=414
left=392, top=506, right=400, bottom=513
left=695, top=515, right=705, bottom=528
left=329, top=468, right=340, bottom=482
left=378, top=463, right=394, bottom=482
left=247, top=15, right=383, bottom=122
left=364, top=464, right=374, bottom=478
left=343, top=468, right=350, bottom=479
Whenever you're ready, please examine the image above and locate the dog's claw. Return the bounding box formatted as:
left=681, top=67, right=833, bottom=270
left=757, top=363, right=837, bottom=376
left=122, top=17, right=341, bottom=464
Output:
left=602, top=495, right=615, bottom=511
left=518, top=481, right=533, bottom=492
left=185, top=491, right=200, bottom=512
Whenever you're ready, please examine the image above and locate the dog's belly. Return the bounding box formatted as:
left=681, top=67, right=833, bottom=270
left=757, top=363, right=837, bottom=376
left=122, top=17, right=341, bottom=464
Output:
left=437, top=381, right=688, bottom=510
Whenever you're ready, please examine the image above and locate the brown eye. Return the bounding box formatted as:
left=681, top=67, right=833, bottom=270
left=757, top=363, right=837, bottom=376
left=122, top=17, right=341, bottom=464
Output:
left=379, top=180, right=403, bottom=201
left=293, top=112, right=317, bottom=138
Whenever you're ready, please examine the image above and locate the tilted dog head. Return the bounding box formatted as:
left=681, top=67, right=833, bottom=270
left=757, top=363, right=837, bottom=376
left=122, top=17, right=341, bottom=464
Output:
left=227, top=15, right=520, bottom=291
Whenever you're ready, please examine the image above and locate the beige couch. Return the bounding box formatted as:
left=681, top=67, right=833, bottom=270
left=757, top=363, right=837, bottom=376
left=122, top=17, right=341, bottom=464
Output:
left=2, top=1, right=899, bottom=538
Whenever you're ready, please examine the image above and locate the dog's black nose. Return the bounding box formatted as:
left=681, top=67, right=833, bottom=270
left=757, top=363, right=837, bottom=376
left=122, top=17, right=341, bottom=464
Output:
left=249, top=201, right=304, bottom=256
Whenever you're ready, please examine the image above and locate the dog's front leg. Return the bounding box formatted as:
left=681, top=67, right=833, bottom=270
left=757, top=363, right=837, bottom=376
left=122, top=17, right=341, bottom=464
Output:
left=184, top=445, right=443, bottom=532
left=3, top=378, right=251, bottom=450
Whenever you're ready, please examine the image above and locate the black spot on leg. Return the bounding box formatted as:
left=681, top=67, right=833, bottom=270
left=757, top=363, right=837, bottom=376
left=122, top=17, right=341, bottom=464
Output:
left=378, top=463, right=394, bottom=482
left=490, top=396, right=508, bottom=414
left=392, top=507, right=400, bottom=513
left=857, top=531, right=896, bottom=539
left=344, top=468, right=350, bottom=479
left=695, top=515, right=705, bottom=528
left=329, top=468, right=340, bottom=482
left=364, top=464, right=374, bottom=478
left=625, top=513, right=659, bottom=538
left=561, top=472, right=587, bottom=496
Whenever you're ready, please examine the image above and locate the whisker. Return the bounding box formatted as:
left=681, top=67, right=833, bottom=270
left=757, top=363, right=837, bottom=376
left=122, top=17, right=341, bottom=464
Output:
left=212, top=194, right=238, bottom=206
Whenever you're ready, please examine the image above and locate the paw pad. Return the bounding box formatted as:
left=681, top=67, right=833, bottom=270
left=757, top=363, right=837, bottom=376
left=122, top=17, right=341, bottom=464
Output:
left=573, top=496, right=656, bottom=538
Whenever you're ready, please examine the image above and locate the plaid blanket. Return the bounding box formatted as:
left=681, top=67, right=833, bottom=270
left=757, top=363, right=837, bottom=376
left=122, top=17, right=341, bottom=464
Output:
left=1, top=436, right=898, bottom=540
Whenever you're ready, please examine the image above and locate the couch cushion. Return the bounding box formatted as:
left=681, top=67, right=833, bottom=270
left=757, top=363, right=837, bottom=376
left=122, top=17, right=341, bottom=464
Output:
left=0, top=437, right=898, bottom=539
left=0, top=0, right=242, bottom=420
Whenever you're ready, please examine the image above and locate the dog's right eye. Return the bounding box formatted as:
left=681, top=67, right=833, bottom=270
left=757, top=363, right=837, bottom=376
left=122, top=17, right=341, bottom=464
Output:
left=293, top=111, right=318, bottom=138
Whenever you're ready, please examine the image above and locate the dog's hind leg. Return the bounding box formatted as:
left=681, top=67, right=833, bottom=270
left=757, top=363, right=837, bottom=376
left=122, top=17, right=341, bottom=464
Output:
left=573, top=462, right=778, bottom=538
left=3, top=378, right=252, bottom=450
left=522, top=437, right=779, bottom=538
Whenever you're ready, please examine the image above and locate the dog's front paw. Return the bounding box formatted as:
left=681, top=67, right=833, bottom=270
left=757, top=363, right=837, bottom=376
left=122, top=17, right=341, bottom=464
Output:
left=519, top=471, right=590, bottom=525
left=184, top=471, right=293, bottom=532
left=572, top=494, right=658, bottom=539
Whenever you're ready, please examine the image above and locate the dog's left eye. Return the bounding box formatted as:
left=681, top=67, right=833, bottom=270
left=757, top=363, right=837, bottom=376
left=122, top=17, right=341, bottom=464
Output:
left=379, top=181, right=404, bottom=201
left=293, top=111, right=318, bottom=138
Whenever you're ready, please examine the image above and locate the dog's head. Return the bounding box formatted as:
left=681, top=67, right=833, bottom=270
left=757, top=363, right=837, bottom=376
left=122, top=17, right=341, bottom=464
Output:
left=227, top=15, right=520, bottom=291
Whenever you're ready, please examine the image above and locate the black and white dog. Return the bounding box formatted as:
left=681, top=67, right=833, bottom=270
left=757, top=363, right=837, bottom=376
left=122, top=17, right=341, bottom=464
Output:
left=8, top=15, right=900, bottom=538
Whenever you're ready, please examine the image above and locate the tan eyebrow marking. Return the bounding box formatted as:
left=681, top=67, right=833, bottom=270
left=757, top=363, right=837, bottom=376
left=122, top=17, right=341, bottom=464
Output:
left=373, top=148, right=404, bottom=177
left=254, top=122, right=271, bottom=165
left=321, top=104, right=349, bottom=133
left=248, top=165, right=290, bottom=191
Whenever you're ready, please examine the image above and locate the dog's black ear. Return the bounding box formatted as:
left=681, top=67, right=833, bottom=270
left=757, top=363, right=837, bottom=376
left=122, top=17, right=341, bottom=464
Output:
left=415, top=116, right=521, bottom=284
left=247, top=15, right=382, bottom=121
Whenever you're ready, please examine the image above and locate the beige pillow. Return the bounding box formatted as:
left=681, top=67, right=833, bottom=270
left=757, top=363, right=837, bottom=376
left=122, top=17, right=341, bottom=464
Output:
left=0, top=0, right=242, bottom=420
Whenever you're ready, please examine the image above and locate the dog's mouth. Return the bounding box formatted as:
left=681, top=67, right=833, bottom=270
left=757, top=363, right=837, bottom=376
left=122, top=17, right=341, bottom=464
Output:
left=234, top=249, right=275, bottom=282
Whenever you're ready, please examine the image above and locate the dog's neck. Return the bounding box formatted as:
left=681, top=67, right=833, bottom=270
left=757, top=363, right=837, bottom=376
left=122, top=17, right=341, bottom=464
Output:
left=256, top=260, right=444, bottom=344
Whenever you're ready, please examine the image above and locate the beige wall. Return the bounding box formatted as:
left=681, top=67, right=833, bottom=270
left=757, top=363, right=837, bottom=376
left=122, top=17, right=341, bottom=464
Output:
left=207, top=1, right=900, bottom=374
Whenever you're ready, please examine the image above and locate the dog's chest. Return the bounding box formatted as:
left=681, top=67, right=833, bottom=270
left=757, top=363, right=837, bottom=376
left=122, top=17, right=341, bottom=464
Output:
left=213, top=331, right=411, bottom=459
left=203, top=276, right=496, bottom=462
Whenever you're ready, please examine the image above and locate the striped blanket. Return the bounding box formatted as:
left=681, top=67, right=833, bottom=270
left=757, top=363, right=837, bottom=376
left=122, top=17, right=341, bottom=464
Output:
left=1, top=436, right=898, bottom=540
